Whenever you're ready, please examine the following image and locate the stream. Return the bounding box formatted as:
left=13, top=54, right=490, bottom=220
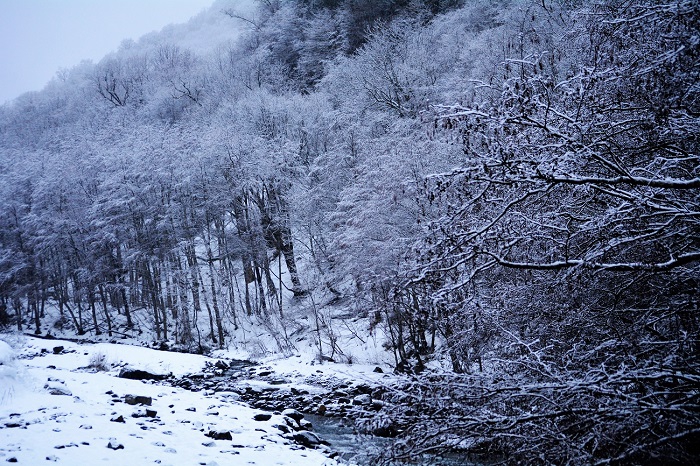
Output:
left=304, top=413, right=391, bottom=464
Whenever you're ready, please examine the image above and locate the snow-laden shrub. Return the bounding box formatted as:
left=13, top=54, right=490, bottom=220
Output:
left=88, top=351, right=110, bottom=372
left=0, top=339, right=20, bottom=404
left=0, top=340, right=14, bottom=365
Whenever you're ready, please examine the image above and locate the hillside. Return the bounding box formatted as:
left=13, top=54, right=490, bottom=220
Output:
left=1, top=0, right=698, bottom=464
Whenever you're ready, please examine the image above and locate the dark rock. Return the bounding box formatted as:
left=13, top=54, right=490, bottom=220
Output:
left=372, top=425, right=398, bottom=438
left=214, top=360, right=228, bottom=370
left=206, top=430, right=232, bottom=441
left=124, top=395, right=152, bottom=406
left=299, top=419, right=313, bottom=431
left=107, top=440, right=124, bottom=450
left=52, top=346, right=64, bottom=354
left=281, top=409, right=304, bottom=422
left=110, top=415, right=125, bottom=423
left=352, top=394, right=371, bottom=406
left=274, top=424, right=291, bottom=434
left=283, top=416, right=297, bottom=430
left=118, top=367, right=168, bottom=381
left=146, top=409, right=158, bottom=418
left=292, top=431, right=327, bottom=448
left=7, top=458, right=17, bottom=463
left=4, top=422, right=22, bottom=428
left=354, top=384, right=373, bottom=395
left=185, top=407, right=196, bottom=412
left=45, top=384, right=72, bottom=396
left=253, top=413, right=272, bottom=421
left=373, top=366, right=384, bottom=373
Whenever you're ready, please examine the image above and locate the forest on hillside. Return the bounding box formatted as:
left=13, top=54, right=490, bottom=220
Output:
left=1, top=0, right=698, bottom=464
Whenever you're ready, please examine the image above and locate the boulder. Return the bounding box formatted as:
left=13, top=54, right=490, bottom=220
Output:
left=281, top=408, right=304, bottom=422
left=206, top=430, right=233, bottom=441
left=107, top=440, right=124, bottom=450
left=118, top=367, right=168, bottom=381
left=292, top=431, right=327, bottom=448
left=214, top=360, right=229, bottom=370
left=352, top=394, right=372, bottom=406
left=299, top=419, right=313, bottom=431
left=253, top=413, right=272, bottom=421
left=44, top=382, right=72, bottom=396
left=124, top=394, right=152, bottom=406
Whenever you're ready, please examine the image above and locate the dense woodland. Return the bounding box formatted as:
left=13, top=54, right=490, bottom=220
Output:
left=1, top=0, right=698, bottom=464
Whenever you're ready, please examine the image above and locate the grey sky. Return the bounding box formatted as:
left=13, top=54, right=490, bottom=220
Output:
left=0, top=0, right=219, bottom=105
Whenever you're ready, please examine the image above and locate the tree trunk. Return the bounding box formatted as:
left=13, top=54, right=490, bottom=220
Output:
left=89, top=289, right=101, bottom=335
left=98, top=284, right=113, bottom=337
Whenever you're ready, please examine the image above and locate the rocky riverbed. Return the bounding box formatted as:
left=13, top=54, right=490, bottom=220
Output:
left=168, top=358, right=403, bottom=444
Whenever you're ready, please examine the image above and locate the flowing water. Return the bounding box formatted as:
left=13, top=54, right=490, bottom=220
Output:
left=305, top=414, right=478, bottom=465
left=304, top=413, right=391, bottom=464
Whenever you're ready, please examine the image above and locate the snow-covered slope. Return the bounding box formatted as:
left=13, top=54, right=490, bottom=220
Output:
left=0, top=336, right=338, bottom=465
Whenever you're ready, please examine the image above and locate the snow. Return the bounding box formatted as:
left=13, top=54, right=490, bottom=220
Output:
left=255, top=355, right=390, bottom=385
left=0, top=336, right=340, bottom=466
left=0, top=341, right=13, bottom=365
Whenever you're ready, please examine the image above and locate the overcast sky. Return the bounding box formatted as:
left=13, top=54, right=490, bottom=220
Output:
left=0, top=0, right=219, bottom=105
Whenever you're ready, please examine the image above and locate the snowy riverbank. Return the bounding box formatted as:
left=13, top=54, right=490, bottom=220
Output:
left=0, top=335, right=346, bottom=465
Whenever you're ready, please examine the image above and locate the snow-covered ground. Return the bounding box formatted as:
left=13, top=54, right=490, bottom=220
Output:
left=0, top=335, right=342, bottom=465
